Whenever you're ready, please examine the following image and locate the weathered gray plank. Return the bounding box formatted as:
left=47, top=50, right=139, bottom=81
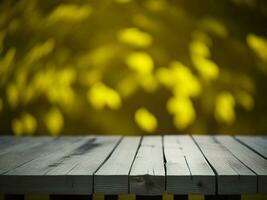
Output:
left=235, top=136, right=267, bottom=159
left=129, top=136, right=165, bottom=195
left=3, top=136, right=121, bottom=194
left=94, top=136, right=141, bottom=194
left=0, top=136, right=93, bottom=194
left=0, top=136, right=25, bottom=147
left=0, top=137, right=54, bottom=174
left=164, top=135, right=215, bottom=194
left=216, top=136, right=267, bottom=194
left=193, top=135, right=257, bottom=194
left=0, top=137, right=51, bottom=156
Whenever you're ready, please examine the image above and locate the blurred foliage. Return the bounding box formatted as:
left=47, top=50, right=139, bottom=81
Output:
left=0, top=0, right=267, bottom=136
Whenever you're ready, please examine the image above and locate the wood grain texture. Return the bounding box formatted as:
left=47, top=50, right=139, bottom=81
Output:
left=0, top=135, right=266, bottom=195
left=130, top=136, right=165, bottom=195
left=0, top=137, right=51, bottom=156
left=216, top=136, right=267, bottom=194
left=235, top=136, right=267, bottom=159
left=0, top=136, right=121, bottom=194
left=164, top=135, right=215, bottom=194
left=193, top=136, right=257, bottom=195
left=0, top=137, right=54, bottom=174
left=94, top=137, right=141, bottom=194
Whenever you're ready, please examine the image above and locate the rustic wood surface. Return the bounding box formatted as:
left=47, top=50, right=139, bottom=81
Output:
left=192, top=136, right=257, bottom=194
left=0, top=135, right=266, bottom=196
left=164, top=135, right=215, bottom=194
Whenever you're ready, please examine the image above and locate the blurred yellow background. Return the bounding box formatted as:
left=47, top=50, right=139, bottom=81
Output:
left=0, top=0, right=267, bottom=136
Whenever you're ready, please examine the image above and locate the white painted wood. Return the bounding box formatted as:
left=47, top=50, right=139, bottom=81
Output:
left=164, top=135, right=215, bottom=194
left=129, top=136, right=165, bottom=195
left=193, top=135, right=257, bottom=194
left=235, top=136, right=267, bottom=159
left=216, top=136, right=267, bottom=194
left=94, top=137, right=141, bottom=194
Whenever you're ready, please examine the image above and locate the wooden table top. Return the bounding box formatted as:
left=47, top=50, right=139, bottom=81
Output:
left=0, top=135, right=266, bottom=195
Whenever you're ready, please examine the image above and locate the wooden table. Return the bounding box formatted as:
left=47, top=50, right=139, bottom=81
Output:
left=0, top=135, right=266, bottom=200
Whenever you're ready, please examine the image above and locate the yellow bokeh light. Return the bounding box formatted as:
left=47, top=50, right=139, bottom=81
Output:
left=6, top=83, right=19, bottom=109
left=247, top=34, right=267, bottom=62
left=48, top=4, right=91, bottom=23
left=170, top=61, right=201, bottom=97
left=139, top=74, right=158, bottom=92
left=0, top=0, right=264, bottom=135
left=25, top=39, right=54, bottom=65
left=167, top=96, right=196, bottom=130
left=11, top=112, right=37, bottom=136
left=22, top=113, right=37, bottom=135
left=190, top=40, right=210, bottom=58
left=135, top=108, right=157, bottom=132
left=58, top=68, right=76, bottom=86
left=200, top=17, right=228, bottom=38
left=144, top=0, right=167, bottom=12
left=0, top=48, right=16, bottom=77
left=237, top=91, right=254, bottom=111
left=45, top=108, right=64, bottom=136
left=155, top=67, right=173, bottom=88
left=116, top=75, right=138, bottom=98
left=156, top=62, right=202, bottom=98
left=191, top=56, right=219, bottom=81
left=115, top=0, right=132, bottom=3
left=12, top=119, right=23, bottom=136
left=126, top=52, right=154, bottom=75
left=191, top=30, right=213, bottom=47
left=214, top=91, right=235, bottom=125
left=87, top=82, right=121, bottom=110
left=117, top=28, right=153, bottom=47
left=80, top=70, right=102, bottom=86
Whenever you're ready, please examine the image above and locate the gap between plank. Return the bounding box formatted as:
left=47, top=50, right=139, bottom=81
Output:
left=234, top=136, right=267, bottom=159
left=162, top=135, right=167, bottom=193
left=92, top=137, right=123, bottom=193
left=190, top=135, right=219, bottom=195
left=127, top=136, right=143, bottom=194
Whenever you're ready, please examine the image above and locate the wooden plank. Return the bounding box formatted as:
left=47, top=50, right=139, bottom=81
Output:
left=0, top=137, right=54, bottom=174
left=216, top=136, right=267, bottom=194
left=193, top=136, right=257, bottom=194
left=0, top=136, right=18, bottom=148
left=94, top=137, right=141, bottom=194
left=0, top=137, right=51, bottom=156
left=0, top=136, right=92, bottom=194
left=1, top=136, right=121, bottom=194
left=129, top=136, right=165, bottom=195
left=0, top=136, right=25, bottom=148
left=164, top=135, right=215, bottom=194
left=235, top=136, right=267, bottom=159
